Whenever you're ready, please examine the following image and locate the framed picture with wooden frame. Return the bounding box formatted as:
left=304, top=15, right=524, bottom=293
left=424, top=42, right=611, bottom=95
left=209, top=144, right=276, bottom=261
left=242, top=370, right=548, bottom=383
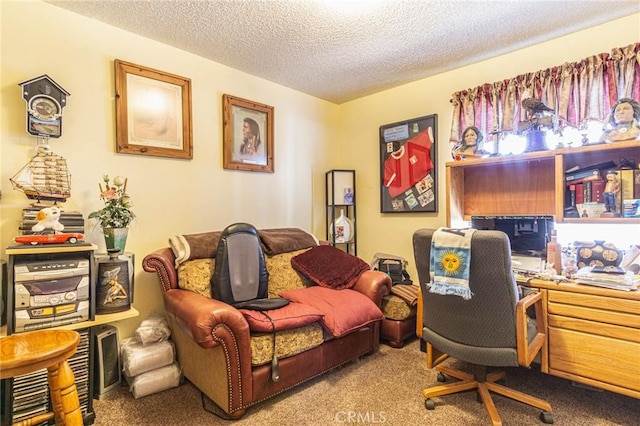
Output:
left=114, top=59, right=193, bottom=159
left=223, top=94, right=274, bottom=173
left=379, top=114, right=437, bottom=213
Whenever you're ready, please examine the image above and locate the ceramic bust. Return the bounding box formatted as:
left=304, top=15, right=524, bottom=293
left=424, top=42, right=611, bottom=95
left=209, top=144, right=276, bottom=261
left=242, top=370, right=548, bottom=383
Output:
left=602, top=97, right=640, bottom=143
left=452, top=126, right=485, bottom=160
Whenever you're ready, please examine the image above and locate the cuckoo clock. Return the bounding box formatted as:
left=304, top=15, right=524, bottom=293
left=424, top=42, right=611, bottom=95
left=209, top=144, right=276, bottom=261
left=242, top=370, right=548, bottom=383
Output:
left=19, top=75, right=70, bottom=138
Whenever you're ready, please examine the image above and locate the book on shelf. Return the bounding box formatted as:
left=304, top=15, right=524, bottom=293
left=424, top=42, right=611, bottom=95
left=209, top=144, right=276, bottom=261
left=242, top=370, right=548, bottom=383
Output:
left=566, top=169, right=602, bottom=183
left=20, top=226, right=85, bottom=236
left=619, top=169, right=640, bottom=202
left=591, top=179, right=605, bottom=203
left=20, top=208, right=85, bottom=235
left=567, top=184, right=576, bottom=207
left=576, top=202, right=605, bottom=218
left=565, top=172, right=604, bottom=185
left=583, top=181, right=592, bottom=203
left=564, top=160, right=616, bottom=182
left=575, top=183, right=584, bottom=204
left=22, top=207, right=83, bottom=216
left=20, top=218, right=85, bottom=226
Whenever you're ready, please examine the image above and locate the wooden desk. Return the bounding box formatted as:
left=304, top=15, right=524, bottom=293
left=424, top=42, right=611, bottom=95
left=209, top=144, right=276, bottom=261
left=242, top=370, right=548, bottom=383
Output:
left=521, top=278, right=640, bottom=399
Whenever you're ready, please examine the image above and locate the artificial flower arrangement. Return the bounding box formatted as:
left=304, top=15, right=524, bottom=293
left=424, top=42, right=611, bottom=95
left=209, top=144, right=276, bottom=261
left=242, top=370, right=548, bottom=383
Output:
left=88, top=175, right=135, bottom=228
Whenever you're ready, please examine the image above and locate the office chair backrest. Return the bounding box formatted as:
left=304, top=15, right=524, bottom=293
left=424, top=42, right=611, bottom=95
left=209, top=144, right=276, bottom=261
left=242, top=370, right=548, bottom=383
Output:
left=414, top=229, right=520, bottom=349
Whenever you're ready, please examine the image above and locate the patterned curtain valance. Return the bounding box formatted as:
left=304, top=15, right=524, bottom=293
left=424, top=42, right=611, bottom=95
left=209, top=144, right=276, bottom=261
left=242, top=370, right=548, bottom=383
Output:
left=449, top=43, right=640, bottom=149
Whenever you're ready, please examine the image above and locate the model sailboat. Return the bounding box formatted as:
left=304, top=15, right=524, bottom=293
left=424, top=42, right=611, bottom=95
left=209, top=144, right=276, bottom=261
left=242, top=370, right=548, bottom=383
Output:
left=10, top=143, right=71, bottom=203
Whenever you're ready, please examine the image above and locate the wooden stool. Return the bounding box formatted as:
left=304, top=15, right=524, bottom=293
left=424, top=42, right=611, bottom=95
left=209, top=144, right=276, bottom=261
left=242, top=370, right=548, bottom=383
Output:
left=0, top=329, right=83, bottom=426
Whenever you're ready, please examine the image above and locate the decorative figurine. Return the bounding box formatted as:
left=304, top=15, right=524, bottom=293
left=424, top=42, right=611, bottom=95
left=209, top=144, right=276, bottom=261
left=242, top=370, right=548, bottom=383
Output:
left=601, top=97, right=640, bottom=143
left=601, top=169, right=621, bottom=218
left=520, top=97, right=555, bottom=152
left=31, top=206, right=64, bottom=233
left=452, top=126, right=485, bottom=160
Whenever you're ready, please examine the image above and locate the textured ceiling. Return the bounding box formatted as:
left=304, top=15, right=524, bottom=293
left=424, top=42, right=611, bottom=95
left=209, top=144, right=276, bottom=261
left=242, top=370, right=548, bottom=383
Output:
left=46, top=0, right=640, bottom=104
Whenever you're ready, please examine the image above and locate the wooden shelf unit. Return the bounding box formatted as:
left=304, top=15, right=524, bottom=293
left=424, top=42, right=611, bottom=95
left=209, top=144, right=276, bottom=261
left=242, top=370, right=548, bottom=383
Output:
left=325, top=169, right=357, bottom=255
left=1, top=244, right=139, bottom=425
left=0, top=308, right=139, bottom=337
left=446, top=140, right=640, bottom=225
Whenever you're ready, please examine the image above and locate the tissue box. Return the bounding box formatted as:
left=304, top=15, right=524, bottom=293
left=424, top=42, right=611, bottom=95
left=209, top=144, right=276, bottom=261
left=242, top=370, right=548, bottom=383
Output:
left=126, top=362, right=182, bottom=399
left=121, top=338, right=175, bottom=377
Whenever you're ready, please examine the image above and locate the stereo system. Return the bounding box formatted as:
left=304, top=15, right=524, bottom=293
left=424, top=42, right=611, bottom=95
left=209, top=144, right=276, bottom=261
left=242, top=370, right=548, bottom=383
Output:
left=12, top=257, right=91, bottom=332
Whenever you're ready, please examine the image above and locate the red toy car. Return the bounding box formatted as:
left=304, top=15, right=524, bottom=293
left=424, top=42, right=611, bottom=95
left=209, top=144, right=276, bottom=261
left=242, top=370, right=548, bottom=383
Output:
left=14, top=233, right=85, bottom=245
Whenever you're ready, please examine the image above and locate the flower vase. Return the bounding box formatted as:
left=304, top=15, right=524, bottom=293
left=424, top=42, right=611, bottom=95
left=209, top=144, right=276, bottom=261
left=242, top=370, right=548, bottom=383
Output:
left=103, top=227, right=128, bottom=254
left=331, top=209, right=353, bottom=243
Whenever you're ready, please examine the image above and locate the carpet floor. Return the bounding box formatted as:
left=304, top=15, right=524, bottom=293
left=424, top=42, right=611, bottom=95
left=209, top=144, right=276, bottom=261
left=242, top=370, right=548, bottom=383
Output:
left=93, top=338, right=639, bottom=425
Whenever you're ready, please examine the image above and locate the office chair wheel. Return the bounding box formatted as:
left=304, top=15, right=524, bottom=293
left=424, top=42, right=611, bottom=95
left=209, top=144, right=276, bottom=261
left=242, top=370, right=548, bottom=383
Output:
left=436, top=372, right=446, bottom=382
left=540, top=411, right=554, bottom=424
left=425, top=399, right=436, bottom=410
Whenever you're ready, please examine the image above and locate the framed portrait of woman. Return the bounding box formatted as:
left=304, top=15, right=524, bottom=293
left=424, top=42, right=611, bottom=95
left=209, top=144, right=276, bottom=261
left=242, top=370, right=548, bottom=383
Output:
left=222, top=94, right=274, bottom=173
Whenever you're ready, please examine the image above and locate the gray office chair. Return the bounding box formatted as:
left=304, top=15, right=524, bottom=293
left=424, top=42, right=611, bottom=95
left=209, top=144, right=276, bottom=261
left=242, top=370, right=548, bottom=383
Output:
left=413, top=228, right=553, bottom=425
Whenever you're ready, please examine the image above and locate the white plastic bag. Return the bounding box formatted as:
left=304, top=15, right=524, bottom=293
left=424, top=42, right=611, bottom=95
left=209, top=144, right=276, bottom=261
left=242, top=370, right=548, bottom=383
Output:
left=121, top=338, right=175, bottom=377
left=135, top=314, right=171, bottom=345
left=126, top=362, right=182, bottom=399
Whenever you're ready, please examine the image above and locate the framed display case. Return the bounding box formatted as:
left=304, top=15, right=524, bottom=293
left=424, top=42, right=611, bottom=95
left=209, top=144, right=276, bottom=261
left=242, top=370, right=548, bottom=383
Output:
left=379, top=114, right=437, bottom=213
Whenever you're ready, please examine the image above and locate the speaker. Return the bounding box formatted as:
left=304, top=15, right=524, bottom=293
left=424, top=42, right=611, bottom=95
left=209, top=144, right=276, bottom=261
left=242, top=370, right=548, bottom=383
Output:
left=93, top=324, right=121, bottom=399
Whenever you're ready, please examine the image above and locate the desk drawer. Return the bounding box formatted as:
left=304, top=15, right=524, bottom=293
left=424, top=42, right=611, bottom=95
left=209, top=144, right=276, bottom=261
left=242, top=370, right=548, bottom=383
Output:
left=549, top=314, right=640, bottom=342
left=548, top=290, right=640, bottom=328
left=549, top=326, right=640, bottom=392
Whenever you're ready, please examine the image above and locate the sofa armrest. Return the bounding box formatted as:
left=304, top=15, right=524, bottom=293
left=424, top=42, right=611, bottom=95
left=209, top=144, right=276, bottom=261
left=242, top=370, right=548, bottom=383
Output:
left=163, top=288, right=251, bottom=350
left=351, top=270, right=392, bottom=307
left=142, top=248, right=179, bottom=292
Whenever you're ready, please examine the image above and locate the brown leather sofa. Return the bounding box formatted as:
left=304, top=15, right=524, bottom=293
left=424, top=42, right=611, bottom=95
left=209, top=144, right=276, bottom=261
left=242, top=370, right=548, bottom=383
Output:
left=142, top=229, right=391, bottom=419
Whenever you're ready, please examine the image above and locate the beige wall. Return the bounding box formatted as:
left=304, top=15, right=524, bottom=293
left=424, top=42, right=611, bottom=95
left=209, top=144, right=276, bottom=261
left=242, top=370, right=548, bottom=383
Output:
left=1, top=1, right=338, bottom=337
left=339, top=13, right=640, bottom=281
left=1, top=1, right=638, bottom=338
